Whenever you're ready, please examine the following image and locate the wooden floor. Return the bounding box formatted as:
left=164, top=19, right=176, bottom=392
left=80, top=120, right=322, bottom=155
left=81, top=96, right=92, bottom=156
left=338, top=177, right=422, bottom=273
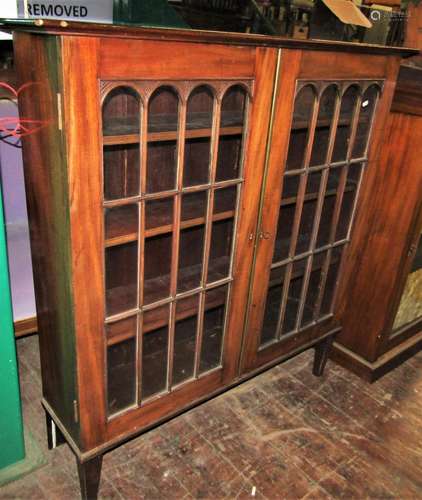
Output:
left=1, top=335, right=422, bottom=499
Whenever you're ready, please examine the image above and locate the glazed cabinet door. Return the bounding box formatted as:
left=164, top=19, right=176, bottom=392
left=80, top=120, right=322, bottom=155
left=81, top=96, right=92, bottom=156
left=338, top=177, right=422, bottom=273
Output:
left=62, top=37, right=277, bottom=447
left=102, top=80, right=251, bottom=416
left=241, top=50, right=384, bottom=373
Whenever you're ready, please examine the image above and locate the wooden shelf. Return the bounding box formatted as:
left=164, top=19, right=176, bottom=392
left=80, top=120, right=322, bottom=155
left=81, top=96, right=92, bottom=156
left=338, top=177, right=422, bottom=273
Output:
left=105, top=192, right=236, bottom=247
left=292, top=114, right=369, bottom=131
left=106, top=257, right=229, bottom=345
left=281, top=184, right=355, bottom=207
left=102, top=110, right=243, bottom=145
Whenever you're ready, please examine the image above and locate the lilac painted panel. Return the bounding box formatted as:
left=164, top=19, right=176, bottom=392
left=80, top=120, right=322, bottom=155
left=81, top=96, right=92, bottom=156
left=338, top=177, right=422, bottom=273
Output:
left=0, top=99, right=36, bottom=321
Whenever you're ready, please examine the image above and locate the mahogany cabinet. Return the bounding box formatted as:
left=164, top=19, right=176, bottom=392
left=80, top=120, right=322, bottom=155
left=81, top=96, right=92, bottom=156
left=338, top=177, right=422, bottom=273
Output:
left=332, top=64, right=422, bottom=381
left=6, top=19, right=415, bottom=498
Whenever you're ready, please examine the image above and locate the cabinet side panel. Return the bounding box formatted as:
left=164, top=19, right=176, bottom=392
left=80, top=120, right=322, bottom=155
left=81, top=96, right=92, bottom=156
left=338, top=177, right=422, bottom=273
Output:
left=14, top=33, right=79, bottom=441
left=61, top=36, right=106, bottom=451
left=335, top=65, right=422, bottom=362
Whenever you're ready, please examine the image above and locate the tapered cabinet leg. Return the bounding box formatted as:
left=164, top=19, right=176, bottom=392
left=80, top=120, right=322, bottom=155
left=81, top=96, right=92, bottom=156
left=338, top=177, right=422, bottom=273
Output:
left=45, top=412, right=66, bottom=450
left=77, top=455, right=103, bottom=500
left=313, top=334, right=335, bottom=377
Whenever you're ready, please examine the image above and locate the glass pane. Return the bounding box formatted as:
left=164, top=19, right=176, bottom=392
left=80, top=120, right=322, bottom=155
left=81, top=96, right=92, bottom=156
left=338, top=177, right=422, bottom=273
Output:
left=147, top=87, right=179, bottom=193
left=352, top=85, right=379, bottom=159
left=310, top=85, right=337, bottom=167
left=281, top=259, right=307, bottom=335
left=105, top=241, right=138, bottom=316
left=183, top=86, right=214, bottom=187
left=260, top=266, right=286, bottom=347
left=316, top=167, right=342, bottom=249
left=144, top=233, right=172, bottom=305
left=178, top=225, right=205, bottom=293
left=216, top=85, right=247, bottom=181
left=186, top=85, right=214, bottom=130
left=107, top=337, right=136, bottom=415
left=142, top=305, right=169, bottom=400
left=287, top=86, right=316, bottom=171
left=393, top=234, right=422, bottom=330
left=184, top=138, right=210, bottom=187
left=104, top=144, right=140, bottom=201
left=105, top=204, right=138, bottom=246
left=214, top=185, right=237, bottom=216
left=199, top=285, right=228, bottom=373
left=181, top=191, right=207, bottom=222
left=301, top=251, right=327, bottom=327
left=148, top=86, right=179, bottom=133
left=274, top=175, right=301, bottom=262
left=146, top=141, right=177, bottom=193
left=320, top=246, right=344, bottom=316
left=207, top=219, right=234, bottom=283
left=296, top=171, right=322, bottom=255
left=335, top=163, right=363, bottom=241
left=173, top=295, right=199, bottom=386
left=145, top=197, right=174, bottom=233
left=178, top=191, right=208, bottom=293
left=102, top=86, right=140, bottom=137
left=106, top=316, right=137, bottom=345
left=332, top=85, right=359, bottom=163
left=221, top=85, right=246, bottom=128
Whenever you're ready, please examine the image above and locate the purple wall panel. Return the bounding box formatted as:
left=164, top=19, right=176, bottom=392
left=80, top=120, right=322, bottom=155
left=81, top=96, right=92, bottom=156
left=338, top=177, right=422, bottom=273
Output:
left=0, top=99, right=36, bottom=321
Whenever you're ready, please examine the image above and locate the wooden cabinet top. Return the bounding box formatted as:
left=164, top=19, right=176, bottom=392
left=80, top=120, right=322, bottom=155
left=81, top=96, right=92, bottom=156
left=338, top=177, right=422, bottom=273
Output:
left=1, top=18, right=418, bottom=57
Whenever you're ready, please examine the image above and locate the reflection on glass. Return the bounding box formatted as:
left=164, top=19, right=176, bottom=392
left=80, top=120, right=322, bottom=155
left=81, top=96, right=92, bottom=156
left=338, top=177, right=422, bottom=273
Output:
left=352, top=85, right=379, bottom=159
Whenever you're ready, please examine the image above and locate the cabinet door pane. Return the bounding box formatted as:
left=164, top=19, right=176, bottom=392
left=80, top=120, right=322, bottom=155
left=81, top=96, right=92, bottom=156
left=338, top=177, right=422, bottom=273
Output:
left=173, top=295, right=200, bottom=386
left=103, top=86, right=140, bottom=201
left=147, top=87, right=179, bottom=193
left=107, top=336, right=137, bottom=415
left=144, top=233, right=172, bottom=305
left=104, top=145, right=140, bottom=200
left=184, top=85, right=214, bottom=187
left=310, top=85, right=337, bottom=167
left=105, top=241, right=138, bottom=316
left=141, top=306, right=169, bottom=400
left=332, top=85, right=359, bottom=163
left=393, top=234, right=422, bottom=330
left=286, top=85, right=316, bottom=171
left=216, top=85, right=247, bottom=181
left=352, top=85, right=379, bottom=159
left=199, top=285, right=229, bottom=374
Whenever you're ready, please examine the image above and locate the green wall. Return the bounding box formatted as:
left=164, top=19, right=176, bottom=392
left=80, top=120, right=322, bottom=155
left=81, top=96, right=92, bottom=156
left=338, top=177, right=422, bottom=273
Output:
left=0, top=181, right=25, bottom=469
